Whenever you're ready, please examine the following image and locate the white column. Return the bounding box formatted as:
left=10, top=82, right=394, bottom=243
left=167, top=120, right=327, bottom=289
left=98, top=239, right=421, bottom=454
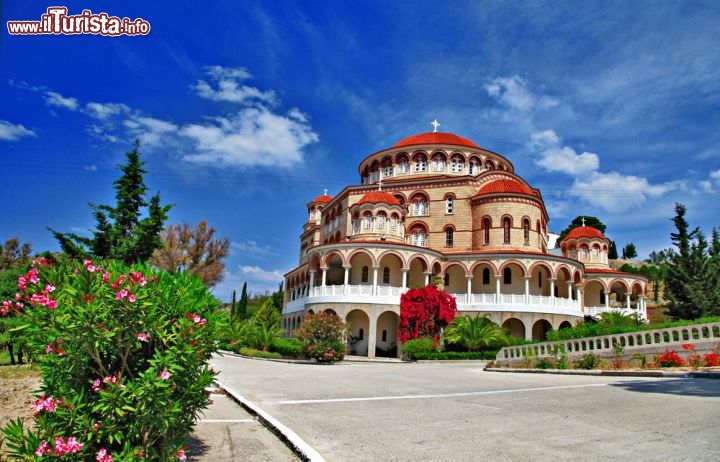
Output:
left=626, top=294, right=631, bottom=310
left=424, top=273, right=430, bottom=286
left=372, top=267, right=379, bottom=296
left=309, top=272, right=316, bottom=296
left=495, top=275, right=501, bottom=304
left=321, top=269, right=327, bottom=295
left=524, top=276, right=530, bottom=305
left=343, top=266, right=350, bottom=295
left=466, top=276, right=472, bottom=304
left=549, top=278, right=556, bottom=306
left=401, top=269, right=408, bottom=291
left=576, top=286, right=582, bottom=308
left=368, top=312, right=377, bottom=359
left=567, top=282, right=573, bottom=301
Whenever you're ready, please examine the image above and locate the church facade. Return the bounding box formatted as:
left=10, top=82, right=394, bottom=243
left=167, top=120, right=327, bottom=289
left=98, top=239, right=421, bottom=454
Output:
left=282, top=127, right=648, bottom=358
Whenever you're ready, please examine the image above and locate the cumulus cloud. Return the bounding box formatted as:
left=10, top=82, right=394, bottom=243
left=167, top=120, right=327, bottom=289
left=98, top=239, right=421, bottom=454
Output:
left=123, top=116, right=178, bottom=147
left=181, top=106, right=318, bottom=167
left=485, top=75, right=558, bottom=112
left=232, top=240, right=279, bottom=259
left=193, top=65, right=277, bottom=105
left=240, top=265, right=285, bottom=283
left=529, top=129, right=600, bottom=175
left=45, top=91, right=79, bottom=111
left=85, top=102, right=131, bottom=120
left=569, top=171, right=684, bottom=212
left=0, top=120, right=36, bottom=141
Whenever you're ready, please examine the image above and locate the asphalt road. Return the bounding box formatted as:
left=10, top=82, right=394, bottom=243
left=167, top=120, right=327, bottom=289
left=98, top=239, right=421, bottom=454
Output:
left=210, top=355, right=720, bottom=462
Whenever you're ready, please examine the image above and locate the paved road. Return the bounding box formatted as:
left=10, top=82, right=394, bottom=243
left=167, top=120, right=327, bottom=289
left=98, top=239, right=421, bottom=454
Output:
left=210, top=355, right=720, bottom=462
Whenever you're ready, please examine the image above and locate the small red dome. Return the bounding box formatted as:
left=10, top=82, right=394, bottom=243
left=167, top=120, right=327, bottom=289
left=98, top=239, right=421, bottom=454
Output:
left=564, top=226, right=606, bottom=240
left=312, top=194, right=332, bottom=203
left=475, top=179, right=535, bottom=197
left=357, top=191, right=400, bottom=206
left=393, top=132, right=480, bottom=149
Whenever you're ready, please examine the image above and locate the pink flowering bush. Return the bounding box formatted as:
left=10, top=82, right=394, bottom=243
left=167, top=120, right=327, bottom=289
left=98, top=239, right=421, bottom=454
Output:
left=0, top=257, right=220, bottom=460
left=295, top=311, right=347, bottom=363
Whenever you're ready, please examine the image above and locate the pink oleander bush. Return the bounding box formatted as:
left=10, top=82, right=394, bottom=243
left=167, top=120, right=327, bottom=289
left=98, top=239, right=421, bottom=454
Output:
left=295, top=311, right=347, bottom=363
left=0, top=257, right=220, bottom=460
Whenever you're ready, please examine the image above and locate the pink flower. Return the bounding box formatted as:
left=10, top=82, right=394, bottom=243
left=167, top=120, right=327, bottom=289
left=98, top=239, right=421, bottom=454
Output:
left=177, top=449, right=187, bottom=461
left=91, top=379, right=102, bottom=392
left=160, top=370, right=171, bottom=380
left=45, top=343, right=54, bottom=354
left=102, top=271, right=110, bottom=283
left=35, top=440, right=50, bottom=456
left=128, top=294, right=137, bottom=303
left=192, top=314, right=207, bottom=326
left=32, top=395, right=56, bottom=412
left=137, top=332, right=148, bottom=341
left=44, top=284, right=56, bottom=293
left=115, top=289, right=129, bottom=301
left=96, top=448, right=113, bottom=462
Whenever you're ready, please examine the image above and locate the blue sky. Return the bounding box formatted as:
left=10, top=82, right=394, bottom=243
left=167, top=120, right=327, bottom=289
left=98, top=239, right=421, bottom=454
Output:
left=2, top=1, right=719, bottom=300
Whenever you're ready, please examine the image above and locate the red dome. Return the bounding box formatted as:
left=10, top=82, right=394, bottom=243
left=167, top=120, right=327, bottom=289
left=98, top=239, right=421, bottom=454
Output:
left=475, top=179, right=535, bottom=197
left=564, top=226, right=606, bottom=240
left=312, top=194, right=332, bottom=203
left=393, top=132, right=480, bottom=149
left=357, top=191, right=400, bottom=206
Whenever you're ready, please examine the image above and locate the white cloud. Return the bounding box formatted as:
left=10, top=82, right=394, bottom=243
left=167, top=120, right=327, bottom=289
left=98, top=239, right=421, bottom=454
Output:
left=240, top=265, right=285, bottom=283
left=85, top=102, right=131, bottom=120
left=181, top=107, right=318, bottom=167
left=45, top=91, right=79, bottom=111
left=193, top=65, right=277, bottom=105
left=529, top=129, right=599, bottom=175
left=124, top=116, right=178, bottom=147
left=485, top=75, right=558, bottom=112
left=232, top=240, right=278, bottom=259
left=0, top=120, right=36, bottom=141
left=711, top=169, right=720, bottom=182
left=569, top=171, right=683, bottom=213
left=84, top=165, right=97, bottom=172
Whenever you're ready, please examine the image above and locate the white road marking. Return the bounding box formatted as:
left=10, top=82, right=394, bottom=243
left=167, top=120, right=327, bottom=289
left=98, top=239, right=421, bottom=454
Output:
left=273, top=383, right=609, bottom=405
left=198, top=419, right=256, bottom=423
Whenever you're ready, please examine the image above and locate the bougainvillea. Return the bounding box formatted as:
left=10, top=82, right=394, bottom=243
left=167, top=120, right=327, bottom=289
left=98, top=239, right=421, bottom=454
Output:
left=398, top=284, right=457, bottom=342
left=0, top=257, right=220, bottom=460
left=657, top=349, right=685, bottom=367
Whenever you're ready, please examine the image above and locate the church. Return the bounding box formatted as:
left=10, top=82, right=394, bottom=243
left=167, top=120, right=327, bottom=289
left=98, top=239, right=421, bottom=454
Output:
left=281, top=123, right=648, bottom=358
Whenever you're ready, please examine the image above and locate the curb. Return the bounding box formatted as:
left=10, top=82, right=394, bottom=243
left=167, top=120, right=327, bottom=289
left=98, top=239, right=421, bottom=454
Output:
left=485, top=367, right=720, bottom=379
left=213, top=379, right=326, bottom=462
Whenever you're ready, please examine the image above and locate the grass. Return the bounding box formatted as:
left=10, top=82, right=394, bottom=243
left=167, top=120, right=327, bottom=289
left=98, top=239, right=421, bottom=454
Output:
left=0, top=349, right=41, bottom=379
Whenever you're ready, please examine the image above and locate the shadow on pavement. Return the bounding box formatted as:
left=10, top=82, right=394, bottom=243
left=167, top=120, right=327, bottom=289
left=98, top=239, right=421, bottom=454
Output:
left=609, top=378, right=720, bottom=397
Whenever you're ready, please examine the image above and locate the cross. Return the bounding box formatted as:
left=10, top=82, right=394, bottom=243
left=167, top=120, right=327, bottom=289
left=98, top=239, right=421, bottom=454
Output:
left=581, top=217, right=586, bottom=226
left=323, top=188, right=328, bottom=196
left=431, top=119, right=440, bottom=133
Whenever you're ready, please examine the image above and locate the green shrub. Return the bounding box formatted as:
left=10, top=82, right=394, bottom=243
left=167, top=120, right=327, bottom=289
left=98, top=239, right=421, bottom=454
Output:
left=545, top=316, right=720, bottom=342
left=535, top=358, right=553, bottom=369
left=410, top=351, right=497, bottom=360
left=271, top=337, right=302, bottom=358
left=574, top=353, right=599, bottom=370
left=295, top=312, right=347, bottom=362
left=401, top=337, right=435, bottom=359
left=238, top=348, right=282, bottom=359
left=1, top=258, right=219, bottom=460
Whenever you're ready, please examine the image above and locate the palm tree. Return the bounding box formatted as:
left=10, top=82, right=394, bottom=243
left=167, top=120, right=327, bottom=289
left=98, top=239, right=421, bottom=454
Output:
left=250, top=323, right=285, bottom=352
left=445, top=315, right=508, bottom=351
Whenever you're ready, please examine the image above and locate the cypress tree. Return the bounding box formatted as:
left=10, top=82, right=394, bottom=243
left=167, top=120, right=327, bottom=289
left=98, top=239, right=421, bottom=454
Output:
left=238, top=282, right=248, bottom=320
left=230, top=289, right=237, bottom=318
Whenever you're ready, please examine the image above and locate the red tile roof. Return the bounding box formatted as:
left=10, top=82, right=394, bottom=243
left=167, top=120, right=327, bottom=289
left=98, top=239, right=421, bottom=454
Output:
left=312, top=194, right=332, bottom=203
left=357, top=191, right=401, bottom=206
left=564, top=226, right=606, bottom=240
left=393, top=132, right=480, bottom=149
left=475, top=179, right=535, bottom=197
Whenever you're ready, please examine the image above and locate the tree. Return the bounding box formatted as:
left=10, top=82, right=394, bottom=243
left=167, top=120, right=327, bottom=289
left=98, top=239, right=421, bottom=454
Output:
left=254, top=299, right=281, bottom=328
left=621, top=243, right=638, bottom=259
left=398, top=284, right=457, bottom=342
left=609, top=241, right=619, bottom=259
left=150, top=220, right=230, bottom=286
left=238, top=282, right=248, bottom=320
left=50, top=141, right=171, bottom=264
left=0, top=237, right=32, bottom=270
left=270, top=282, right=284, bottom=311
left=664, top=203, right=720, bottom=320
left=558, top=216, right=607, bottom=243
left=445, top=315, right=508, bottom=351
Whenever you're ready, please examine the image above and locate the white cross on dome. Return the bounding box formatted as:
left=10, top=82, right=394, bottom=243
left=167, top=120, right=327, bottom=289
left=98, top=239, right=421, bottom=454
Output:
left=431, top=119, right=440, bottom=132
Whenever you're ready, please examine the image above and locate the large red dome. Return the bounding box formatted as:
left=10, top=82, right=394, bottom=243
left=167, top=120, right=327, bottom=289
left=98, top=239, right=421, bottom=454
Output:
left=393, top=132, right=480, bottom=149
left=564, top=226, right=606, bottom=240
left=475, top=179, right=535, bottom=197
left=357, top=191, right=401, bottom=206
left=311, top=194, right=332, bottom=203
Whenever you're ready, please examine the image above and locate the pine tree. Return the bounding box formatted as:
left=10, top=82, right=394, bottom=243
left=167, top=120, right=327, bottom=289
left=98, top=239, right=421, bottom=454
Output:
left=664, top=203, right=720, bottom=319
left=608, top=241, right=618, bottom=260
left=238, top=282, right=248, bottom=320
left=50, top=141, right=171, bottom=264
left=621, top=243, right=637, bottom=259
left=230, top=289, right=237, bottom=318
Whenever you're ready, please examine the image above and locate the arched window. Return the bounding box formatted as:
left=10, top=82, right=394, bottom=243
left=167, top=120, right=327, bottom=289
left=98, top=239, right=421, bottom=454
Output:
left=383, top=163, right=393, bottom=178
left=413, top=198, right=427, bottom=215
left=445, top=197, right=454, bottom=214
left=361, top=266, right=369, bottom=283
left=503, top=267, right=512, bottom=285
left=469, top=161, right=479, bottom=175
left=523, top=219, right=530, bottom=245
left=538, top=271, right=543, bottom=288
left=600, top=290, right=606, bottom=304
left=397, top=158, right=409, bottom=174
left=415, top=155, right=427, bottom=172
left=412, top=229, right=426, bottom=246
left=451, top=157, right=463, bottom=173
left=483, top=217, right=491, bottom=245
left=580, top=245, right=589, bottom=258
left=381, top=330, right=387, bottom=342
left=389, top=217, right=397, bottom=231
left=358, top=328, right=364, bottom=340
left=432, top=156, right=445, bottom=172
left=363, top=213, right=372, bottom=229
left=482, top=268, right=490, bottom=285
left=377, top=212, right=386, bottom=229
left=445, top=228, right=454, bottom=247
left=382, top=267, right=390, bottom=284
left=503, top=217, right=511, bottom=244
